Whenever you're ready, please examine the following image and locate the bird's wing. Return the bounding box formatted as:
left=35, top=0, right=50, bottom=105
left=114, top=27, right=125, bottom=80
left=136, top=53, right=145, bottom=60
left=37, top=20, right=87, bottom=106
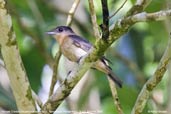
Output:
left=68, top=35, right=92, bottom=52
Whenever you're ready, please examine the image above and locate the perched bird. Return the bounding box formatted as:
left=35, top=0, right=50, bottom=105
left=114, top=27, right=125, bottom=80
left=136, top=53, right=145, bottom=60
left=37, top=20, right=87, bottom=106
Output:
left=47, top=26, right=122, bottom=88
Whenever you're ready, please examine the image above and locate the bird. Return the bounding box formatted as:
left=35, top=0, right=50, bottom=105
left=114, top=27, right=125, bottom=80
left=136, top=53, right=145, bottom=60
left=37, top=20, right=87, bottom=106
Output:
left=47, top=26, right=122, bottom=88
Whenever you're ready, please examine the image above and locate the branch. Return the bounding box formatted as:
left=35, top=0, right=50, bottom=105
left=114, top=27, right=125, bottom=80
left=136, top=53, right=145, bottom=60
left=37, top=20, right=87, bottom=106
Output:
left=126, top=0, right=152, bottom=16
left=125, top=9, right=171, bottom=23
left=32, top=90, right=43, bottom=108
left=0, top=0, right=36, bottom=111
left=109, top=0, right=128, bottom=19
left=131, top=38, right=171, bottom=114
left=100, top=0, right=109, bottom=40
left=88, top=0, right=101, bottom=39
left=108, top=77, right=124, bottom=114
left=48, top=50, right=62, bottom=97
left=41, top=58, right=93, bottom=114
left=66, top=0, right=80, bottom=26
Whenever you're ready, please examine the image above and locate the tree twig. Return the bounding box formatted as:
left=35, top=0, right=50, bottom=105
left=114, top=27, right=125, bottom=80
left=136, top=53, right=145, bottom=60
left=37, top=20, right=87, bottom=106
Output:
left=131, top=38, right=171, bottom=114
left=108, top=77, right=124, bottom=114
left=32, top=90, right=43, bottom=108
left=125, top=10, right=171, bottom=23
left=126, top=0, right=152, bottom=16
left=109, top=0, right=128, bottom=19
left=88, top=0, right=101, bottom=39
left=66, top=0, right=80, bottom=26
left=48, top=50, right=62, bottom=97
left=100, top=0, right=109, bottom=40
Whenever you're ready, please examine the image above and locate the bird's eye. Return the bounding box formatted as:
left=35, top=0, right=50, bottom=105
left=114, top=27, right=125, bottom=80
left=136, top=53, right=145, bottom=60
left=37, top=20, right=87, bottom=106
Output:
left=57, top=27, right=63, bottom=32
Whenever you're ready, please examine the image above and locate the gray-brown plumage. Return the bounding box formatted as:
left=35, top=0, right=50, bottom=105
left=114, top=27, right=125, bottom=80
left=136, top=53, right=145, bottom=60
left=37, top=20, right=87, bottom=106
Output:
left=47, top=26, right=122, bottom=88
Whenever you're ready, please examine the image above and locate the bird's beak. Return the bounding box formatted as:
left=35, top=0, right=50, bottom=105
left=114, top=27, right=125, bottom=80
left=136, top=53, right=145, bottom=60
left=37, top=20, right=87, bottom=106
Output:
left=46, top=28, right=57, bottom=35
left=46, top=31, right=56, bottom=35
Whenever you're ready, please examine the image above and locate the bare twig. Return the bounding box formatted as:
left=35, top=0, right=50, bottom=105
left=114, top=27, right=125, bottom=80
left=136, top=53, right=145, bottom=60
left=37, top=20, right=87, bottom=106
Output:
left=131, top=38, right=171, bottom=114
left=32, top=90, right=43, bottom=108
left=66, top=0, right=80, bottom=26
left=88, top=0, right=101, bottom=39
left=125, top=10, right=171, bottom=23
left=48, top=50, right=62, bottom=97
left=167, top=62, right=171, bottom=112
left=108, top=77, right=124, bottom=114
left=109, top=0, right=128, bottom=19
left=100, top=0, right=109, bottom=40
left=126, top=0, right=152, bottom=16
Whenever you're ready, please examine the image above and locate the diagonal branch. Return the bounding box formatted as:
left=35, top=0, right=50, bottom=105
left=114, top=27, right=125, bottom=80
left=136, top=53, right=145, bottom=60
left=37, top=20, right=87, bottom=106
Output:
left=109, top=0, right=128, bottom=19
left=125, top=9, right=171, bottom=23
left=131, top=38, right=171, bottom=114
left=88, top=0, right=101, bottom=39
left=126, top=0, right=152, bottom=16
left=66, top=0, right=80, bottom=26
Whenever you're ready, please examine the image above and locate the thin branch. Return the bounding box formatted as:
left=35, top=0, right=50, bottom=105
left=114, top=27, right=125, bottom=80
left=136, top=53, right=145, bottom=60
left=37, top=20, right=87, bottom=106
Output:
left=126, top=0, right=152, bottom=16
left=109, top=0, right=128, bottom=19
left=136, top=0, right=151, bottom=8
left=32, top=90, right=43, bottom=108
left=48, top=50, right=62, bottom=97
left=100, top=0, right=109, bottom=40
left=66, top=0, right=80, bottom=26
left=88, top=0, right=101, bottom=39
left=131, top=38, right=171, bottom=114
left=125, top=10, right=171, bottom=23
left=108, top=77, right=124, bottom=114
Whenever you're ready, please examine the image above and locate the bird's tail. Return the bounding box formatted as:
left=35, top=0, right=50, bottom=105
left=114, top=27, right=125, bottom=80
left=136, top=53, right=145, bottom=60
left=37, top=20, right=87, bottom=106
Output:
left=107, top=67, right=123, bottom=88
left=94, top=58, right=123, bottom=88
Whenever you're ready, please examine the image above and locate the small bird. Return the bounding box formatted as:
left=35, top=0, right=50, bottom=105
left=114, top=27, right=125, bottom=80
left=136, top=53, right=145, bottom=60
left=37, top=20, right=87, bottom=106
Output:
left=47, top=26, right=122, bottom=88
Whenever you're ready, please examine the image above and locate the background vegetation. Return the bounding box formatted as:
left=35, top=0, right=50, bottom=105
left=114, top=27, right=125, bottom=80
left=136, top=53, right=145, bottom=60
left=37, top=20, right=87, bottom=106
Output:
left=0, top=0, right=171, bottom=113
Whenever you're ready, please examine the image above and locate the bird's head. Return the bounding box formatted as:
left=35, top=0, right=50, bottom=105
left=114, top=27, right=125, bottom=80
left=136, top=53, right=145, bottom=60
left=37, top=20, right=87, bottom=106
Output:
left=46, top=26, right=75, bottom=41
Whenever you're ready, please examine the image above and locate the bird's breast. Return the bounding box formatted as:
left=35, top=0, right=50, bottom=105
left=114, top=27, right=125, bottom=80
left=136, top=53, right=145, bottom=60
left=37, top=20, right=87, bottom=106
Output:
left=61, top=38, right=87, bottom=62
